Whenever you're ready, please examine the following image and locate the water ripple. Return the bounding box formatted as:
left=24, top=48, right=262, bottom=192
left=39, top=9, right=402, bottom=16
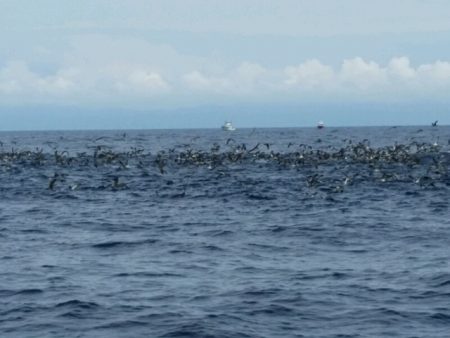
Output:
left=1, top=127, right=450, bottom=337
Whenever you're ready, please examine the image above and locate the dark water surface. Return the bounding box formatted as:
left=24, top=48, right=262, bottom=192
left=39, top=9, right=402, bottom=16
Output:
left=1, top=126, right=450, bottom=337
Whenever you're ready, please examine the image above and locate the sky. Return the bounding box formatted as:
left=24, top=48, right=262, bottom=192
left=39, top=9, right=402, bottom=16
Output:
left=1, top=0, right=450, bottom=130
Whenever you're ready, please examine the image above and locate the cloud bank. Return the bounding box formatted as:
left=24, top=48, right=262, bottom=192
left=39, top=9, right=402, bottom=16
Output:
left=2, top=55, right=450, bottom=106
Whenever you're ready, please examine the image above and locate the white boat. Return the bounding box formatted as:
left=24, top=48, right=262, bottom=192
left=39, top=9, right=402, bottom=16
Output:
left=222, top=121, right=236, bottom=131
left=317, top=121, right=325, bottom=129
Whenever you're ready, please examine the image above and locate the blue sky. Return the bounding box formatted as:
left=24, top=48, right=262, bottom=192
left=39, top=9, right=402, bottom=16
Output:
left=1, top=0, right=450, bottom=130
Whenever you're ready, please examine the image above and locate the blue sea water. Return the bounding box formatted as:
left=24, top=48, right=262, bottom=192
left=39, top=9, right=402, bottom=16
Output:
left=0, top=126, right=450, bottom=337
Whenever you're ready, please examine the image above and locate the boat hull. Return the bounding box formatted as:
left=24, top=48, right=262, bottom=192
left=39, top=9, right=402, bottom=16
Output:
left=222, top=122, right=236, bottom=131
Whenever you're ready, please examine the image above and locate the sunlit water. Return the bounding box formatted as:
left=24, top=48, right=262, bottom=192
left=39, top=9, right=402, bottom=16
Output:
left=1, top=126, right=449, bottom=337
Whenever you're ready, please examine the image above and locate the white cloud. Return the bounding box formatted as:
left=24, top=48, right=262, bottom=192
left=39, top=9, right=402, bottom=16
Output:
left=417, top=60, right=450, bottom=85
left=280, top=57, right=450, bottom=98
left=233, top=62, right=267, bottom=84
left=284, top=59, right=334, bottom=88
left=182, top=71, right=231, bottom=92
left=387, top=57, right=416, bottom=80
left=0, top=61, right=75, bottom=96
left=2, top=32, right=448, bottom=105
left=0, top=60, right=171, bottom=103
left=339, top=57, right=387, bottom=89
left=100, top=64, right=170, bottom=95
left=3, top=55, right=450, bottom=104
left=128, top=70, right=169, bottom=91
left=182, top=62, right=269, bottom=95
left=229, top=62, right=272, bottom=94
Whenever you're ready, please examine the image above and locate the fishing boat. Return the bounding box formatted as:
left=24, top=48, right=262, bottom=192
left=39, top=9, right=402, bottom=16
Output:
left=222, top=121, right=236, bottom=131
left=317, top=121, right=325, bottom=129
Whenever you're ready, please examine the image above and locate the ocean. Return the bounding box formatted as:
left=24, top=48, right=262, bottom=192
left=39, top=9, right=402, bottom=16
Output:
left=1, top=126, right=449, bottom=337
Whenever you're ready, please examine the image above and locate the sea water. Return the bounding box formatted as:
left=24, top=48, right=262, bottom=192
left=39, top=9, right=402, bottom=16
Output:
left=1, top=126, right=449, bottom=337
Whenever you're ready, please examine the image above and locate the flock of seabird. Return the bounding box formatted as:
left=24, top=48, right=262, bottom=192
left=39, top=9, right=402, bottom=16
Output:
left=0, top=135, right=448, bottom=195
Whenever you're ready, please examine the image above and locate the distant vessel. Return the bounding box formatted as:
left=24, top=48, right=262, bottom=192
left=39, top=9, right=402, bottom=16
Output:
left=222, top=121, right=236, bottom=131
left=317, top=121, right=325, bottom=129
